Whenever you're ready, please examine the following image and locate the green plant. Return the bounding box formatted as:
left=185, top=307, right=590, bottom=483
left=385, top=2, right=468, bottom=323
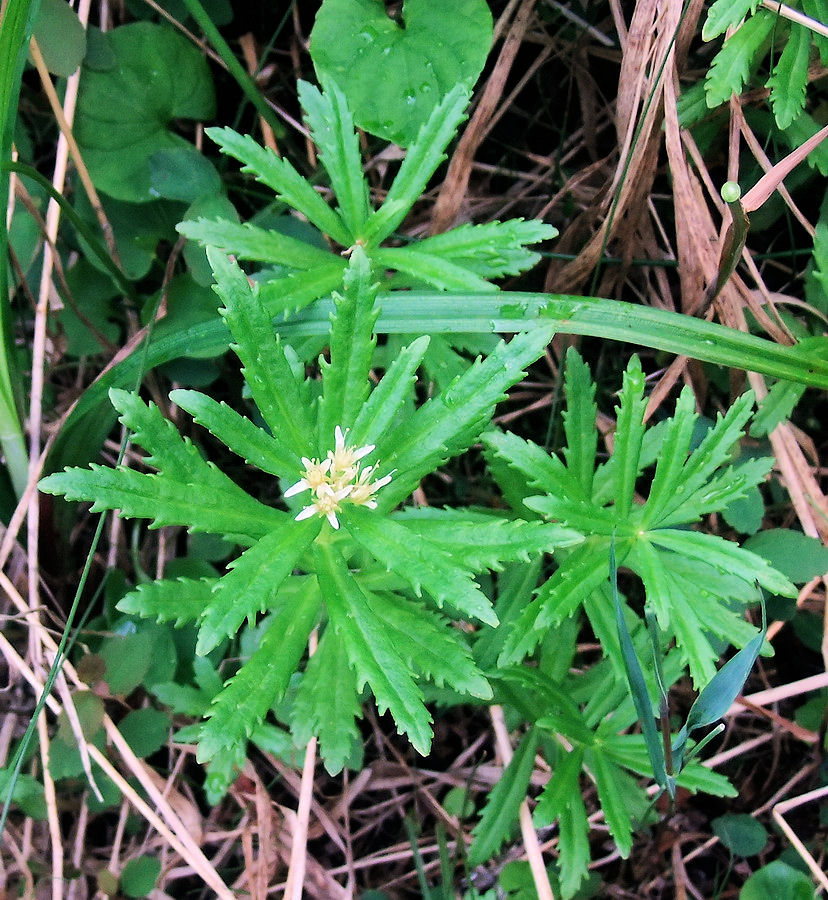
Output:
left=40, top=244, right=581, bottom=777
left=32, top=71, right=819, bottom=897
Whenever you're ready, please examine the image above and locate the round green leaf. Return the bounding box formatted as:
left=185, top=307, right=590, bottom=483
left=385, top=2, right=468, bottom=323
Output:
left=120, top=855, right=161, bottom=898
left=31, top=0, right=87, bottom=77
left=117, top=708, right=171, bottom=758
left=310, top=0, right=492, bottom=146
left=744, top=528, right=828, bottom=583
left=149, top=146, right=221, bottom=202
left=98, top=630, right=154, bottom=695
left=712, top=813, right=769, bottom=857
left=75, top=22, right=215, bottom=202
left=739, top=861, right=814, bottom=899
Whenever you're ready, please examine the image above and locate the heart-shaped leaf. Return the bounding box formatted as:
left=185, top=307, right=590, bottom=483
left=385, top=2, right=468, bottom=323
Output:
left=75, top=22, right=215, bottom=202
left=310, top=0, right=492, bottom=146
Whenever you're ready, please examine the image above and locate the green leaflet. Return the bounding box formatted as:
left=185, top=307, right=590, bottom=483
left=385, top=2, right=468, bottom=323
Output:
left=117, top=577, right=216, bottom=628
left=467, top=728, right=539, bottom=868
left=648, top=529, right=795, bottom=597
left=298, top=79, right=370, bottom=237
left=342, top=505, right=498, bottom=627
left=197, top=579, right=321, bottom=762
left=379, top=326, right=556, bottom=508
left=612, top=357, right=647, bottom=520
left=372, top=246, right=498, bottom=293
left=702, top=0, right=760, bottom=40
left=360, top=84, right=470, bottom=243
left=169, top=389, right=298, bottom=480
left=557, top=792, right=591, bottom=898
left=349, top=335, right=430, bottom=447
left=414, top=219, right=557, bottom=279
left=39, top=463, right=281, bottom=540
left=196, top=516, right=321, bottom=656
left=290, top=627, right=361, bottom=775
left=209, top=248, right=313, bottom=458
left=314, top=541, right=433, bottom=755
left=561, top=346, right=598, bottom=497
left=206, top=126, right=351, bottom=246
left=259, top=261, right=353, bottom=318
left=482, top=428, right=585, bottom=500
left=533, top=745, right=584, bottom=827
left=640, top=387, right=699, bottom=527
left=587, top=747, right=635, bottom=858
left=705, top=10, right=775, bottom=107
left=363, top=589, right=492, bottom=699
left=317, top=247, right=379, bottom=447
left=392, top=507, right=582, bottom=571
left=177, top=216, right=341, bottom=269
left=768, top=22, right=810, bottom=129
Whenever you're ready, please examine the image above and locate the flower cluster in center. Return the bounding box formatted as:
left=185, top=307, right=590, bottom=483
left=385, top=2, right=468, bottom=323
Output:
left=284, top=426, right=392, bottom=529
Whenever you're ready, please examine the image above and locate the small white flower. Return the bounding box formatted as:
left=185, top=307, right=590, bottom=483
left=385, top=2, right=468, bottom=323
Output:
left=284, top=457, right=331, bottom=497
left=328, top=426, right=375, bottom=474
left=287, top=426, right=391, bottom=526
left=295, top=482, right=352, bottom=529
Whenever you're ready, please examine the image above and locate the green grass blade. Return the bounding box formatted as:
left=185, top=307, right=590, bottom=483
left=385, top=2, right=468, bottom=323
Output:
left=277, top=292, right=828, bottom=388
left=177, top=0, right=285, bottom=140
left=0, top=0, right=42, bottom=496
left=611, top=540, right=668, bottom=792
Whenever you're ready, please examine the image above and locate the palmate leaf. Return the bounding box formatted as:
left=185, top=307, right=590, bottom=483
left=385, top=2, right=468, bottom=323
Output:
left=206, top=126, right=351, bottom=246
left=705, top=9, right=775, bottom=107
left=468, top=728, right=539, bottom=868
left=360, top=84, right=470, bottom=245
left=117, top=577, right=215, bottom=627
left=313, top=542, right=432, bottom=755
left=363, top=589, right=492, bottom=698
left=379, top=325, right=557, bottom=508
left=414, top=219, right=558, bottom=279
left=208, top=248, right=313, bottom=459
left=768, top=22, right=810, bottom=129
left=290, top=627, right=361, bottom=775
left=342, top=505, right=498, bottom=627
left=349, top=335, right=430, bottom=447
left=392, top=507, right=582, bottom=571
left=39, top=463, right=282, bottom=540
left=170, top=389, right=297, bottom=480
left=177, top=217, right=341, bottom=269
left=197, top=579, right=321, bottom=762
left=317, top=247, right=378, bottom=447
left=298, top=79, right=370, bottom=237
left=196, top=516, right=321, bottom=655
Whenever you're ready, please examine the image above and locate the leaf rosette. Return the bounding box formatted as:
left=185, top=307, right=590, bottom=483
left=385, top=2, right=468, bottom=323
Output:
left=41, top=247, right=579, bottom=773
